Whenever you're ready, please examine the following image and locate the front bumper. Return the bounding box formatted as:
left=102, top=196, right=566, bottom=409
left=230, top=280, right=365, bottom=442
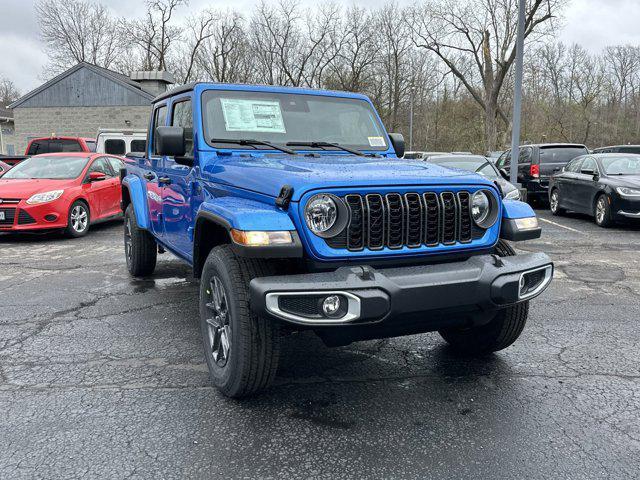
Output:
left=250, top=252, right=553, bottom=329
left=0, top=203, right=67, bottom=232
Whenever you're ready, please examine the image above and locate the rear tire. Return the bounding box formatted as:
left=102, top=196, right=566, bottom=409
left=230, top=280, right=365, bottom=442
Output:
left=199, top=245, right=280, bottom=398
left=124, top=204, right=157, bottom=277
left=65, top=200, right=90, bottom=238
left=594, top=194, right=613, bottom=228
left=549, top=189, right=565, bottom=216
left=438, top=239, right=530, bottom=355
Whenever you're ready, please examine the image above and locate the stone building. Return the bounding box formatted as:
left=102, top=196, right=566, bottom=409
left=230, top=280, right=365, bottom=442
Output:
left=8, top=63, right=174, bottom=153
left=0, top=103, right=16, bottom=155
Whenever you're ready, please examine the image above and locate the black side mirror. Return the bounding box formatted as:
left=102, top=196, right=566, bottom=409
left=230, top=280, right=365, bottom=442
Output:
left=499, top=168, right=509, bottom=180
left=155, top=126, right=186, bottom=157
left=388, top=133, right=405, bottom=158
left=581, top=168, right=595, bottom=176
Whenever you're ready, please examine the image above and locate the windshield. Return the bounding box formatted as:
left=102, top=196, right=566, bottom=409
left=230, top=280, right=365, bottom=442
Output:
left=539, top=146, right=588, bottom=164
left=2, top=155, right=89, bottom=179
left=429, top=156, right=499, bottom=179
left=600, top=155, right=640, bottom=175
left=202, top=90, right=388, bottom=152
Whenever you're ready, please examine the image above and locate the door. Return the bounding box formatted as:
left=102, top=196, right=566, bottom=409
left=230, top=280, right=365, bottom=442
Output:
left=574, top=156, right=599, bottom=214
left=145, top=104, right=168, bottom=237
left=84, top=157, right=117, bottom=219
left=105, top=156, right=125, bottom=216
left=162, top=97, right=195, bottom=257
left=555, top=157, right=583, bottom=211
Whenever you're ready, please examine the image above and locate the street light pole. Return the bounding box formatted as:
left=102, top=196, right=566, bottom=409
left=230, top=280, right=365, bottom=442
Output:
left=509, top=0, right=526, bottom=187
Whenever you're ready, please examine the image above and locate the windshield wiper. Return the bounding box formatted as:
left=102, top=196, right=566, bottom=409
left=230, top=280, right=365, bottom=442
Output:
left=210, top=138, right=296, bottom=155
left=286, top=141, right=365, bottom=157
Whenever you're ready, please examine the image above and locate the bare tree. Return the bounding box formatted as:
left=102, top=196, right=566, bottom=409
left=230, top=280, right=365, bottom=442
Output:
left=35, top=0, right=122, bottom=73
left=0, top=78, right=21, bottom=105
left=409, top=0, right=559, bottom=150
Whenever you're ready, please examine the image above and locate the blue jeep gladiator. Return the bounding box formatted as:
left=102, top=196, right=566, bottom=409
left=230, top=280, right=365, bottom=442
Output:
left=121, top=83, right=553, bottom=397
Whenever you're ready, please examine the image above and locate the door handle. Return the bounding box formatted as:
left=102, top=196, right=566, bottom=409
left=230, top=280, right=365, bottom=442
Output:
left=143, top=172, right=155, bottom=181
left=158, top=176, right=172, bottom=185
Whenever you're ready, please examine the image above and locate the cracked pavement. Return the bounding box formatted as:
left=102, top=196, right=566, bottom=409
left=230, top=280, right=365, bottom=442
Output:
left=1, top=210, right=639, bottom=479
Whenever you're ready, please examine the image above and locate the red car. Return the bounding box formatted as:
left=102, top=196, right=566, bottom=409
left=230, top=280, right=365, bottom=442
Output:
left=0, top=160, right=11, bottom=176
left=0, top=153, right=123, bottom=237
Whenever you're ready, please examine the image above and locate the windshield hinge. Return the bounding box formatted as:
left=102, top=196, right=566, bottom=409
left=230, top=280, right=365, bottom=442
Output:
left=275, top=185, right=294, bottom=210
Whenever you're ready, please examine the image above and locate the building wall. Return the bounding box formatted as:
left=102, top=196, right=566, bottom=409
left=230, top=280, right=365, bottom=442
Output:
left=13, top=105, right=151, bottom=153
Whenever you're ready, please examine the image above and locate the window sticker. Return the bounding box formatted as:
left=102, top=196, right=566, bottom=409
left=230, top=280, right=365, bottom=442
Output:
left=220, top=98, right=286, bottom=133
left=368, top=136, right=385, bottom=147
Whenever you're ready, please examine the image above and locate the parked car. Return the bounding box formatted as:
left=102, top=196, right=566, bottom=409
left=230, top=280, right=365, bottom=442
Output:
left=96, top=129, right=147, bottom=155
left=0, top=160, right=11, bottom=176
left=496, top=143, right=589, bottom=204
left=593, top=145, right=640, bottom=154
left=0, top=136, right=97, bottom=167
left=0, top=154, right=29, bottom=167
left=486, top=150, right=504, bottom=161
left=426, top=154, right=520, bottom=200
left=549, top=153, right=640, bottom=227
left=0, top=153, right=123, bottom=236
left=121, top=83, right=553, bottom=398
left=403, top=151, right=448, bottom=160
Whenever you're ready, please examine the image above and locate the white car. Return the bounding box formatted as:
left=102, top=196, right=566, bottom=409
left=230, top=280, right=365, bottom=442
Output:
left=96, top=129, right=147, bottom=156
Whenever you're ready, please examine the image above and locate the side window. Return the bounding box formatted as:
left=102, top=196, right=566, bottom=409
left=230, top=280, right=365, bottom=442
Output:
left=566, top=158, right=583, bottom=172
left=497, top=150, right=511, bottom=169
left=130, top=139, right=146, bottom=153
left=105, top=139, right=126, bottom=155
left=85, top=140, right=96, bottom=152
left=88, top=157, right=115, bottom=177
left=152, top=105, right=168, bottom=156
left=171, top=99, right=194, bottom=156
left=581, top=157, right=597, bottom=173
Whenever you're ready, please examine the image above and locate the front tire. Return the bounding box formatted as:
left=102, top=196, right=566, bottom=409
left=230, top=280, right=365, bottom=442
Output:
left=199, top=245, right=280, bottom=398
left=65, top=200, right=90, bottom=237
left=594, top=194, right=613, bottom=228
left=124, top=204, right=157, bottom=277
left=438, top=240, right=530, bottom=355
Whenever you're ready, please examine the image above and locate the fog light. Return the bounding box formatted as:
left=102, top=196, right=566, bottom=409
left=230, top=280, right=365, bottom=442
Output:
left=322, top=295, right=341, bottom=317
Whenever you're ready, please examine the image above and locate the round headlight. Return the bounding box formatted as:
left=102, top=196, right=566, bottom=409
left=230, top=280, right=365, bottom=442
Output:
left=471, top=191, right=491, bottom=225
left=305, top=194, right=338, bottom=235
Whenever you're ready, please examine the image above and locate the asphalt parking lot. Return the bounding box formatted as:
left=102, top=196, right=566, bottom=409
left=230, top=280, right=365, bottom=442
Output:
left=1, top=210, right=639, bottom=479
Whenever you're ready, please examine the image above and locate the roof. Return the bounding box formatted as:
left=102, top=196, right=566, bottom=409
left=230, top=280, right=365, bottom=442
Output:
left=593, top=145, right=640, bottom=149
left=0, top=103, right=13, bottom=120
left=524, top=143, right=587, bottom=148
left=8, top=62, right=157, bottom=109
left=152, top=82, right=372, bottom=103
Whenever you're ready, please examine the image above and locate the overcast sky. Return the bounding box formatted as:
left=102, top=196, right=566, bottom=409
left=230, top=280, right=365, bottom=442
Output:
left=1, top=0, right=640, bottom=94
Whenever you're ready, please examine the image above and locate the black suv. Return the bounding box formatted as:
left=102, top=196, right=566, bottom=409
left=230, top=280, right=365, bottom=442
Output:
left=496, top=143, right=589, bottom=203
left=593, top=145, right=640, bottom=154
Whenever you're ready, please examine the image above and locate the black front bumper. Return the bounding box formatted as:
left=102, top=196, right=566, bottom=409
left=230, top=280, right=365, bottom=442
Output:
left=250, top=252, right=553, bottom=334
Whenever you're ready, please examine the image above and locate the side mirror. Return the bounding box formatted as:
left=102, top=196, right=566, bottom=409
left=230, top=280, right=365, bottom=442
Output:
left=499, top=168, right=509, bottom=180
left=89, top=171, right=106, bottom=182
left=155, top=126, right=186, bottom=157
left=581, top=168, right=595, bottom=176
left=388, top=133, right=405, bottom=158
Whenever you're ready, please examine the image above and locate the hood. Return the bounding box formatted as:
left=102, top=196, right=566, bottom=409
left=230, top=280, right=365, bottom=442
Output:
left=0, top=178, right=73, bottom=200
left=608, top=174, right=640, bottom=188
left=203, top=154, right=494, bottom=200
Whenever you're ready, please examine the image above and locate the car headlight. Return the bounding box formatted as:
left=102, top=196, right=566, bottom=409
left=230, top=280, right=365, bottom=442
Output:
left=305, top=194, right=338, bottom=235
left=471, top=190, right=499, bottom=229
left=26, top=190, right=64, bottom=205
left=616, top=187, right=640, bottom=197
left=504, top=189, right=520, bottom=201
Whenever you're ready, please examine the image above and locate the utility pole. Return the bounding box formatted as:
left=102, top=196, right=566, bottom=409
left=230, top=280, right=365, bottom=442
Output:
left=409, top=86, right=415, bottom=151
left=509, top=0, right=526, bottom=188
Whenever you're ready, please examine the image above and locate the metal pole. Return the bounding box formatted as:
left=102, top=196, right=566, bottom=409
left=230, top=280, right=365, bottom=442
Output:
left=409, top=87, right=414, bottom=151
left=509, top=0, right=526, bottom=187
left=0, top=120, right=5, bottom=155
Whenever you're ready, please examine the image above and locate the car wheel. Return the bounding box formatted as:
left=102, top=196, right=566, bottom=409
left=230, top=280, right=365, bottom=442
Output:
left=65, top=200, right=90, bottom=237
left=124, top=204, right=157, bottom=276
left=549, top=189, right=565, bottom=216
left=594, top=194, right=613, bottom=228
left=438, top=240, right=529, bottom=355
left=199, top=245, right=280, bottom=398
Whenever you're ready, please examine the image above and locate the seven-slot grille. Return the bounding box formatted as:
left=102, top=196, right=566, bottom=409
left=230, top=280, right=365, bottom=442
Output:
left=333, top=191, right=475, bottom=251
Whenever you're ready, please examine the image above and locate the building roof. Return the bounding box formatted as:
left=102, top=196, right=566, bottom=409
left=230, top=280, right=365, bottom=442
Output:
left=8, top=62, right=157, bottom=109
left=0, top=103, right=13, bottom=120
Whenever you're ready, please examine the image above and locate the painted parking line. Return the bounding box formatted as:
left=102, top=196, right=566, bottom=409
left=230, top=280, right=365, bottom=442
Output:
left=538, top=217, right=586, bottom=235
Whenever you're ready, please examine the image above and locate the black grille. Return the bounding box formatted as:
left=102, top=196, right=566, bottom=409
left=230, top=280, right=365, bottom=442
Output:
left=17, top=209, right=36, bottom=225
left=328, top=191, right=478, bottom=251
left=0, top=208, right=16, bottom=226
left=279, top=295, right=323, bottom=317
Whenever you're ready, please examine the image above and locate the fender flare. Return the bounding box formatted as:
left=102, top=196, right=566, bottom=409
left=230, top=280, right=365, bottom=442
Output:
left=121, top=175, right=150, bottom=230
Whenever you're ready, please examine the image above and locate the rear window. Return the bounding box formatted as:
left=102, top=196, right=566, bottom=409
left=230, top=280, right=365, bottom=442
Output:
left=617, top=146, right=640, bottom=154
left=130, top=140, right=146, bottom=153
left=539, top=146, right=588, bottom=164
left=28, top=139, right=83, bottom=154
left=105, top=139, right=126, bottom=155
